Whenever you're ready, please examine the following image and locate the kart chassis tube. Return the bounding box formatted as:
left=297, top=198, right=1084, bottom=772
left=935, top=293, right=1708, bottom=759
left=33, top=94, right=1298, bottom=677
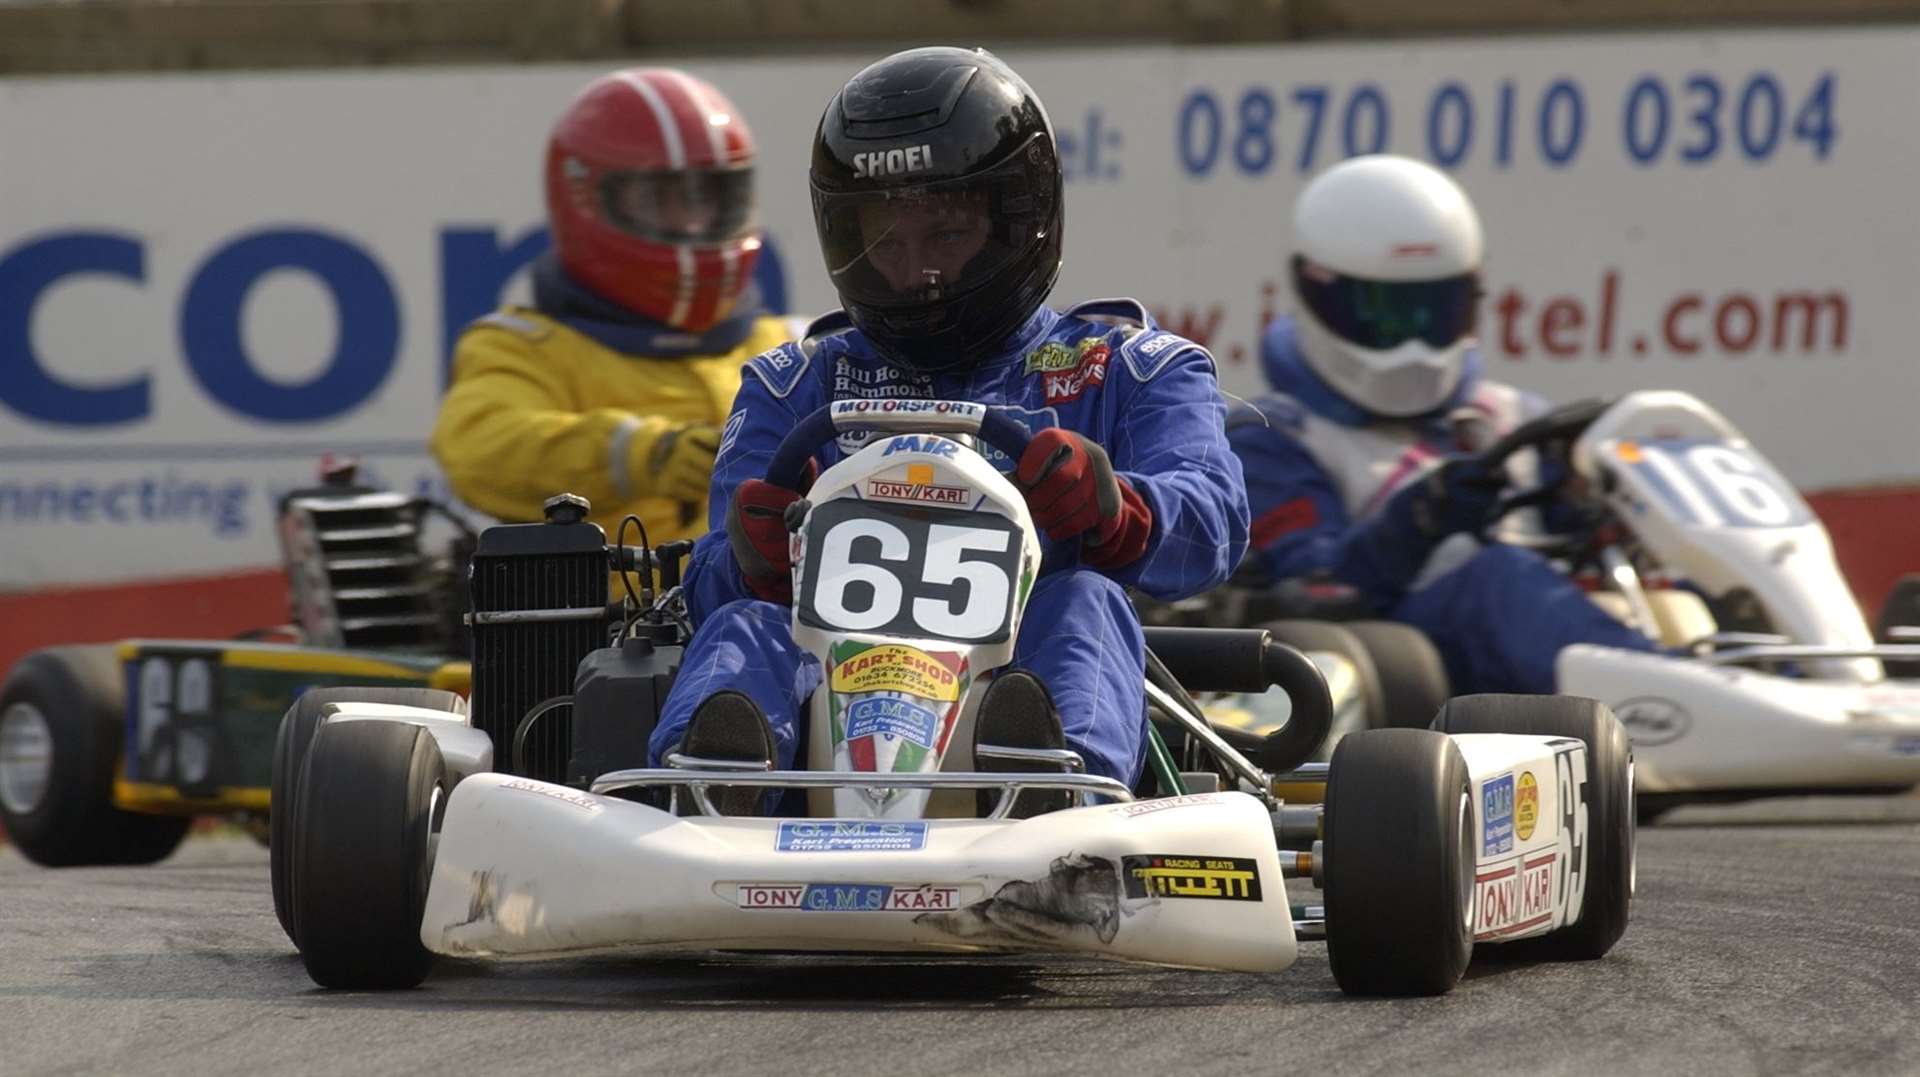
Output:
left=593, top=765, right=1136, bottom=820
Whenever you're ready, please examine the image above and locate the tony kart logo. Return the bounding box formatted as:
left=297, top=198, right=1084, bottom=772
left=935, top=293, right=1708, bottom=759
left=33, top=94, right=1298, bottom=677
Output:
left=1475, top=852, right=1556, bottom=939
left=867, top=478, right=969, bottom=506
left=736, top=882, right=960, bottom=911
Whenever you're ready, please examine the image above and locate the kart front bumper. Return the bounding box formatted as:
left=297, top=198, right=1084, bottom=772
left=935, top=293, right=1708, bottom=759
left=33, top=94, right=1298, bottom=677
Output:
left=1560, top=645, right=1920, bottom=792
left=419, top=775, right=1296, bottom=973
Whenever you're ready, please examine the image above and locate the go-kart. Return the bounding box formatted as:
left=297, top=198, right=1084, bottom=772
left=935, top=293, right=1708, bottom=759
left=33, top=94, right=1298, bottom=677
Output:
left=0, top=463, right=478, bottom=866
left=280, top=399, right=1634, bottom=997
left=1451, top=390, right=1920, bottom=818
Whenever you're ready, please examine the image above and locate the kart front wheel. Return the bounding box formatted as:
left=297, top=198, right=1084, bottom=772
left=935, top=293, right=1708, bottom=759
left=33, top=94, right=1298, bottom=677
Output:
left=0, top=647, right=189, bottom=867
left=1432, top=693, right=1634, bottom=960
left=270, top=686, right=465, bottom=947
left=292, top=719, right=444, bottom=989
left=1324, top=728, right=1475, bottom=996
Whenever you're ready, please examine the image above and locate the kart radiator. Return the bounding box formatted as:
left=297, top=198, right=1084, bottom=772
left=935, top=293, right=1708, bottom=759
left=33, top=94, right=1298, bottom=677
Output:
left=279, top=488, right=442, bottom=650
left=467, top=496, right=609, bottom=782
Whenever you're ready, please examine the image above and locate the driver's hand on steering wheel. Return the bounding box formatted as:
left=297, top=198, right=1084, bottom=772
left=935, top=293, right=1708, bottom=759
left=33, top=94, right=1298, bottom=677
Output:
left=726, top=478, right=805, bottom=603
left=1403, top=455, right=1506, bottom=540
left=1016, top=429, right=1154, bottom=568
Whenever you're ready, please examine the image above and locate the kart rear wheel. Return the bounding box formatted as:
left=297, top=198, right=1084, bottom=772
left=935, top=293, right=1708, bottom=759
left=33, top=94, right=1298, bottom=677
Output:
left=1875, top=574, right=1920, bottom=678
left=1432, top=693, right=1634, bottom=960
left=0, top=647, right=190, bottom=867
left=1343, top=621, right=1451, bottom=729
left=292, top=719, right=443, bottom=989
left=271, top=686, right=464, bottom=946
left=1324, top=728, right=1475, bottom=996
left=1257, top=621, right=1386, bottom=732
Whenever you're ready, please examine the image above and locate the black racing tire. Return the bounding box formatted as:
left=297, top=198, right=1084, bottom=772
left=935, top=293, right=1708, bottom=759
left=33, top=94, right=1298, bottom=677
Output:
left=1324, top=728, right=1476, bottom=996
left=292, top=719, right=443, bottom=989
left=1343, top=621, right=1452, bottom=729
left=270, top=686, right=464, bottom=946
left=0, top=647, right=190, bottom=867
left=1256, top=621, right=1387, bottom=733
left=1875, top=574, right=1920, bottom=678
left=1432, top=693, right=1634, bottom=961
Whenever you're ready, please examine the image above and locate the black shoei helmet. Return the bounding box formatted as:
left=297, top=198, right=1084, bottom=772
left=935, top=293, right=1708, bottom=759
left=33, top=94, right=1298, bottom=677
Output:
left=811, top=46, right=1063, bottom=374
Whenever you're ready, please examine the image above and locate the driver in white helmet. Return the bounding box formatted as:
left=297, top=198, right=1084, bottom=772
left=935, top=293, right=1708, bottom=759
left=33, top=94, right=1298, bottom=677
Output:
left=1227, top=154, right=1653, bottom=694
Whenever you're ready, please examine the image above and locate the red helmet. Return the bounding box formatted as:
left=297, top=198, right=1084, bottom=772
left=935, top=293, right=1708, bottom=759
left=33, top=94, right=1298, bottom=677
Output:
left=545, top=68, right=761, bottom=331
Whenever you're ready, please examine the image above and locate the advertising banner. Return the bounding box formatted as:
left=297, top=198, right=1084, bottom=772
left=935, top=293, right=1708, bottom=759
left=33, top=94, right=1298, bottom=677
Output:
left=1, top=28, right=1908, bottom=589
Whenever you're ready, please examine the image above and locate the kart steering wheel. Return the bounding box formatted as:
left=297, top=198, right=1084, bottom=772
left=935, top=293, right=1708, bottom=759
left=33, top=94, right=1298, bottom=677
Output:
left=764, top=402, right=1037, bottom=492
left=1470, top=396, right=1614, bottom=546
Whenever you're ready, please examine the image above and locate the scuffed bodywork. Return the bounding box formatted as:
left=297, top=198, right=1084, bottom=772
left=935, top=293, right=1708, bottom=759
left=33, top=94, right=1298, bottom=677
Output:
left=419, top=776, right=1295, bottom=973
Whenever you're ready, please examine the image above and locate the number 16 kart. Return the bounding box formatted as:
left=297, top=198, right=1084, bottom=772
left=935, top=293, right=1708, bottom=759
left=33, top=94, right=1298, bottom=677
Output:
left=279, top=400, right=1634, bottom=996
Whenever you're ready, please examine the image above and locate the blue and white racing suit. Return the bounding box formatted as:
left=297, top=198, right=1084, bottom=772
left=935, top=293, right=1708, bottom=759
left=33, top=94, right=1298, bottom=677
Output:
left=1227, top=316, right=1653, bottom=695
left=649, top=300, right=1250, bottom=785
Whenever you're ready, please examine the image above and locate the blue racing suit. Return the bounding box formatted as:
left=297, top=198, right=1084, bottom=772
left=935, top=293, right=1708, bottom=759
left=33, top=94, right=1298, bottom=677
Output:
left=649, top=299, right=1250, bottom=785
left=1227, top=316, right=1653, bottom=695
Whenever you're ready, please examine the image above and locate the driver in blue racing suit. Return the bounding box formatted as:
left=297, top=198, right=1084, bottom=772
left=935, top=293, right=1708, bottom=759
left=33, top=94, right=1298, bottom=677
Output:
left=1228, top=155, right=1654, bottom=695
left=647, top=47, right=1248, bottom=812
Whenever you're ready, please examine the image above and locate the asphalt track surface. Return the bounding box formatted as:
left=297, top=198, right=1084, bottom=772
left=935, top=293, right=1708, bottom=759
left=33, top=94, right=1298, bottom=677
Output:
left=3, top=794, right=1918, bottom=1077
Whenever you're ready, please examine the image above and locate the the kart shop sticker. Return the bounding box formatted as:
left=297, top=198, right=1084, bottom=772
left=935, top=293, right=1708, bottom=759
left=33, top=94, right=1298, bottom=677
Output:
left=1515, top=771, right=1539, bottom=841
left=1483, top=773, right=1516, bottom=856
left=829, top=644, right=962, bottom=702
left=776, top=820, right=928, bottom=852
left=1121, top=854, right=1263, bottom=902
left=736, top=882, right=960, bottom=911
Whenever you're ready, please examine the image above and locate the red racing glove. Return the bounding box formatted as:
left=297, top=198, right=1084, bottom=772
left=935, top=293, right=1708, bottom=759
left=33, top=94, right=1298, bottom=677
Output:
left=1015, top=429, right=1153, bottom=569
left=725, top=479, right=804, bottom=603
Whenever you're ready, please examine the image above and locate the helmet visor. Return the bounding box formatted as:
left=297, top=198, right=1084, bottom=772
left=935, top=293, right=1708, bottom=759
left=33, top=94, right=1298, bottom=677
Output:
left=600, top=168, right=756, bottom=244
left=813, top=150, right=1051, bottom=311
left=1292, top=255, right=1480, bottom=351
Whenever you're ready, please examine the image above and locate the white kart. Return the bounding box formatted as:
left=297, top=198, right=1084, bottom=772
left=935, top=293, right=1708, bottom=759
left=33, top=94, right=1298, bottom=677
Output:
left=278, top=400, right=1633, bottom=996
left=1464, top=390, right=1920, bottom=817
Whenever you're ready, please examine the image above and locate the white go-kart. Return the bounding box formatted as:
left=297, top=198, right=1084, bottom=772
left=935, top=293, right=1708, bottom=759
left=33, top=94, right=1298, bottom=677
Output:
left=277, top=400, right=1634, bottom=996
left=1466, top=390, right=1920, bottom=818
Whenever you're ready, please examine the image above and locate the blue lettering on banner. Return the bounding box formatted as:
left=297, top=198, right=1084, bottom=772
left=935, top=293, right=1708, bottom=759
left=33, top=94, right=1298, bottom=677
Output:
left=439, top=224, right=548, bottom=379
left=1483, top=773, right=1516, bottom=856
left=1173, top=70, right=1837, bottom=177
left=180, top=228, right=400, bottom=422
left=0, top=224, right=794, bottom=430
left=844, top=696, right=941, bottom=749
left=776, top=820, right=928, bottom=852
left=0, top=232, right=150, bottom=425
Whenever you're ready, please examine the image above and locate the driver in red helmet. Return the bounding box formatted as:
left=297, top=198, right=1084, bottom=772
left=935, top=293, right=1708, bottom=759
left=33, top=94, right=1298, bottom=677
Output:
left=431, top=67, right=798, bottom=543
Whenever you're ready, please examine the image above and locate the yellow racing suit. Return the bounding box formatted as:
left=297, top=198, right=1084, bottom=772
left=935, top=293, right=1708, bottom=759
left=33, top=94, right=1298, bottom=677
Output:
left=431, top=307, right=795, bottom=546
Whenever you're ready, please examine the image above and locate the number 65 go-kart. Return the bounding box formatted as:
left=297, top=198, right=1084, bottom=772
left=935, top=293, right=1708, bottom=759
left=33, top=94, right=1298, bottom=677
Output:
left=281, top=400, right=1632, bottom=997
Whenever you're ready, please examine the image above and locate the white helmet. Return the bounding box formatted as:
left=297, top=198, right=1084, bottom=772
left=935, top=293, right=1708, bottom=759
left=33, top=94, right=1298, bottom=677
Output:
left=1289, top=154, right=1485, bottom=418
